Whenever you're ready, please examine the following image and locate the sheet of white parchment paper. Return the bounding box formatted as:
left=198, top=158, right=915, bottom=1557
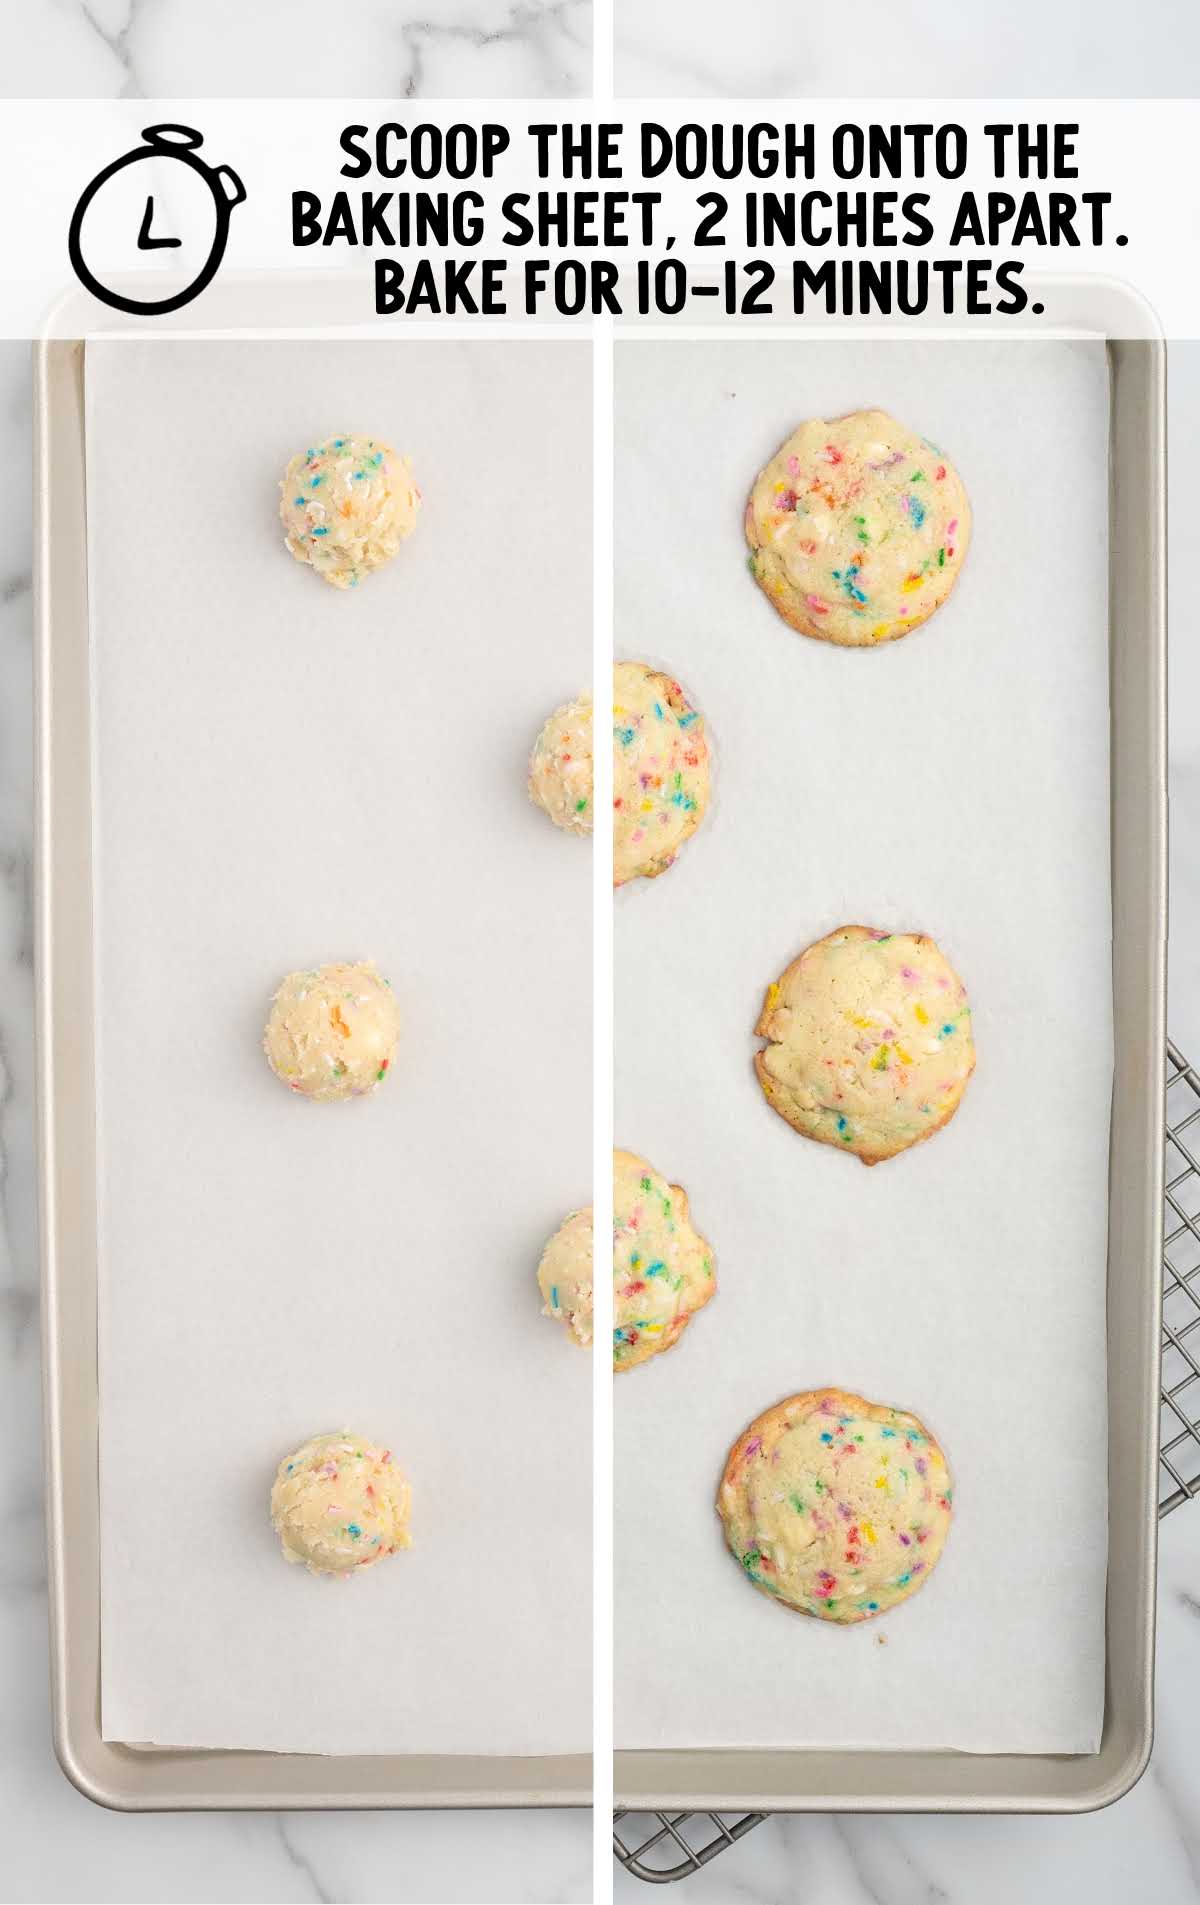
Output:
left=614, top=337, right=1111, bottom=1754
left=87, top=336, right=592, bottom=1756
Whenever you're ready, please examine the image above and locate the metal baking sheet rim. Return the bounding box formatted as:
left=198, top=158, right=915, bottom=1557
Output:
left=607, top=294, right=1165, bottom=1814
left=33, top=334, right=589, bottom=1813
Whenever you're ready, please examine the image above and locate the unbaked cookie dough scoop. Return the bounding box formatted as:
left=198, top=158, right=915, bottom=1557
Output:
left=528, top=692, right=594, bottom=835
left=755, top=926, right=975, bottom=1163
left=537, top=1205, right=594, bottom=1347
left=280, top=434, right=420, bottom=589
left=746, top=409, right=970, bottom=645
left=613, top=661, right=710, bottom=885
left=270, top=1430, right=412, bottom=1577
left=613, top=1148, right=715, bottom=1370
left=263, top=960, right=400, bottom=1102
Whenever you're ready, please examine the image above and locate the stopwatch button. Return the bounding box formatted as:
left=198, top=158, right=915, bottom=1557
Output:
left=214, top=164, right=247, bottom=207
left=141, top=124, right=204, bottom=150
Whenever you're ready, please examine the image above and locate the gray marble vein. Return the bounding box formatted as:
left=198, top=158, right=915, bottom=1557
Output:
left=400, top=2, right=591, bottom=101
left=76, top=0, right=147, bottom=98
left=830, top=1819, right=950, bottom=1905
left=275, top=1816, right=335, bottom=1905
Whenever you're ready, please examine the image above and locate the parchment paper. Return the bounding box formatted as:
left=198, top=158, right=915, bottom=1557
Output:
left=614, top=337, right=1111, bottom=1754
left=87, top=337, right=592, bottom=1757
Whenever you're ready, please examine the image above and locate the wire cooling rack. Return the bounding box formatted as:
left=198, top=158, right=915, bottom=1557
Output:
left=614, top=1039, right=1200, bottom=1886
left=1160, top=1039, right=1200, bottom=1510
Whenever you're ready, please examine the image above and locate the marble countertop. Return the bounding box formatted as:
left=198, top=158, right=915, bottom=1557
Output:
left=8, top=9, right=1200, bottom=1899
left=9, top=0, right=592, bottom=99
left=614, top=0, right=1200, bottom=100
left=14, top=0, right=1200, bottom=103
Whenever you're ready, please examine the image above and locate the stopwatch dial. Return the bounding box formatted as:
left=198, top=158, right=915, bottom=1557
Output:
left=72, top=149, right=222, bottom=299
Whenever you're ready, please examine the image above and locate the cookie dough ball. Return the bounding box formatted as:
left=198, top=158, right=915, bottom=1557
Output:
left=746, top=410, right=970, bottom=645
left=717, top=1388, right=953, bottom=1623
left=613, top=661, right=710, bottom=886
left=270, top=1431, right=412, bottom=1577
left=529, top=693, right=594, bottom=835
left=613, top=1148, right=715, bottom=1372
left=280, top=434, right=420, bottom=590
left=264, top=961, right=400, bottom=1103
left=754, top=926, right=975, bottom=1164
left=537, top=1206, right=594, bottom=1347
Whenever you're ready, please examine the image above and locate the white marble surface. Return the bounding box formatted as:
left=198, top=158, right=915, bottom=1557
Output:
left=21, top=0, right=1200, bottom=105
left=11, top=0, right=591, bottom=98
left=615, top=0, right=1200, bottom=99
left=5, top=6, right=1200, bottom=1888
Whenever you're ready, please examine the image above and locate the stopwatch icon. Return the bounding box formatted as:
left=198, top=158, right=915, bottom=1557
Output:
left=68, top=124, right=246, bottom=317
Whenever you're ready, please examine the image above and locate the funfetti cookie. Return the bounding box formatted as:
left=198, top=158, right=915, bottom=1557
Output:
left=613, top=661, right=710, bottom=886
left=754, top=926, right=975, bottom=1164
left=613, top=1148, right=715, bottom=1371
left=537, top=1205, right=594, bottom=1348
left=270, top=1431, right=412, bottom=1577
left=263, top=961, right=400, bottom=1102
left=745, top=410, right=970, bottom=645
left=717, top=1387, right=953, bottom=1623
left=528, top=692, right=594, bottom=836
left=280, top=434, right=420, bottom=589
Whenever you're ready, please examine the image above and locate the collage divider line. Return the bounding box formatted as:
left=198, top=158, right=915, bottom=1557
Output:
left=593, top=3, right=616, bottom=1883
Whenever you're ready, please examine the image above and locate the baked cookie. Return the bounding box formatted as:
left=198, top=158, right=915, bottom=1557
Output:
left=613, top=1148, right=715, bottom=1371
left=270, top=1430, right=412, bottom=1577
left=717, top=1388, right=953, bottom=1623
left=264, top=961, right=400, bottom=1102
left=537, top=1205, right=594, bottom=1348
left=528, top=693, right=594, bottom=835
left=613, top=661, right=710, bottom=886
left=745, top=409, right=969, bottom=645
left=280, top=434, right=420, bottom=589
left=754, top=926, right=974, bottom=1164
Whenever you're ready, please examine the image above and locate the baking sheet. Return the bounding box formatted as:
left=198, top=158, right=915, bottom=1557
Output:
left=86, top=337, right=592, bottom=1758
left=614, top=337, right=1111, bottom=1755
